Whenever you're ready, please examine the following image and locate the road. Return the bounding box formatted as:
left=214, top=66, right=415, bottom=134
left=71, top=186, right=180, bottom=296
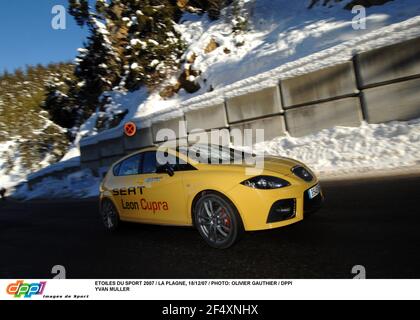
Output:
left=1, top=174, right=420, bottom=279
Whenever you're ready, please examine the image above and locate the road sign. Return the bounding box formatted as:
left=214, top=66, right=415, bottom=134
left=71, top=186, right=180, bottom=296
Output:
left=124, top=122, right=137, bottom=137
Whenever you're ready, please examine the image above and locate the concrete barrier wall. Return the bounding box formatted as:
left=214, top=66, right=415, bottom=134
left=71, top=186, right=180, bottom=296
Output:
left=281, top=62, right=358, bottom=107
left=152, top=116, right=187, bottom=143
left=185, top=103, right=228, bottom=132
left=100, top=155, right=125, bottom=168
left=80, top=142, right=100, bottom=162
left=230, top=115, right=286, bottom=145
left=356, top=37, right=420, bottom=88
left=226, top=86, right=282, bottom=123
left=187, top=129, right=231, bottom=145
left=285, top=98, right=363, bottom=137
left=362, top=77, right=420, bottom=123
left=123, top=127, right=154, bottom=151
left=98, top=136, right=125, bottom=158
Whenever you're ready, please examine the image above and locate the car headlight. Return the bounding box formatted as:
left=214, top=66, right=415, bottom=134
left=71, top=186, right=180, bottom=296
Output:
left=291, top=165, right=313, bottom=182
left=241, top=176, right=290, bottom=189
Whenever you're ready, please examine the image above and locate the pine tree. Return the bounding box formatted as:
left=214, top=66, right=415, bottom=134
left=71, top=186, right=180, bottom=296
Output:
left=0, top=64, right=73, bottom=172
left=68, top=0, right=90, bottom=26
left=42, top=79, right=75, bottom=129
left=75, top=19, right=120, bottom=114
left=118, top=0, right=185, bottom=90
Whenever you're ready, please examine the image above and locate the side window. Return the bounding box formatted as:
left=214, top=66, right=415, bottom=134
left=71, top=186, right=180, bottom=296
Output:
left=165, top=154, right=196, bottom=171
left=155, top=151, right=196, bottom=172
left=142, top=151, right=157, bottom=174
left=117, top=154, right=142, bottom=176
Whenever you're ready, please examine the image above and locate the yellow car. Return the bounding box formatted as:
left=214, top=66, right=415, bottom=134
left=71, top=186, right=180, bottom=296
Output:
left=99, top=144, right=323, bottom=248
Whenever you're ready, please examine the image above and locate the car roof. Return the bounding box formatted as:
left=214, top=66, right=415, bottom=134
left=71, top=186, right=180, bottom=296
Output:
left=111, top=144, right=196, bottom=168
left=111, top=143, right=244, bottom=169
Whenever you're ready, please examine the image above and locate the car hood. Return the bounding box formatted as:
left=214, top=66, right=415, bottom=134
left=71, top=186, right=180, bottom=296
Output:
left=261, top=156, right=301, bottom=175
left=195, top=155, right=303, bottom=176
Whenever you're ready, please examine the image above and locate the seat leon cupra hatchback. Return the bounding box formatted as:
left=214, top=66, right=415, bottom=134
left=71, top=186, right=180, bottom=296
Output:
left=99, top=144, right=323, bottom=248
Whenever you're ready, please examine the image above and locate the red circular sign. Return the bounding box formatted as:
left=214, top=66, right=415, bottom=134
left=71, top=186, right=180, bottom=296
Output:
left=124, top=122, right=137, bottom=137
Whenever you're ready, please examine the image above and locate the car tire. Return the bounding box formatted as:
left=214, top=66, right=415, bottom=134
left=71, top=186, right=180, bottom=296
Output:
left=100, top=199, right=120, bottom=232
left=194, top=192, right=244, bottom=249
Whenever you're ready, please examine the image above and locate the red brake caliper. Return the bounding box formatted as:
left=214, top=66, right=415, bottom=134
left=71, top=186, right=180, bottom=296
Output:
left=221, top=208, right=230, bottom=227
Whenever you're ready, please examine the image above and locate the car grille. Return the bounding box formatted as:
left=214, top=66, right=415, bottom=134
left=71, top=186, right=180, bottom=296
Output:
left=292, top=165, right=313, bottom=182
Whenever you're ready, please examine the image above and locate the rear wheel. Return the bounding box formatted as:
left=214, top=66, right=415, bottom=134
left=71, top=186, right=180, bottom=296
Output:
left=194, top=193, right=244, bottom=249
left=100, top=199, right=120, bottom=231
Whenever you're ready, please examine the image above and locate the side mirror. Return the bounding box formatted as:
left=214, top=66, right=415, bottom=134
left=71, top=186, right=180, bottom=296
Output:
left=157, top=163, right=175, bottom=177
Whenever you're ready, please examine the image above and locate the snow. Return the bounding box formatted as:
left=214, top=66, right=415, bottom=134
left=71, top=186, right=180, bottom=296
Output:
left=0, top=141, right=26, bottom=190
left=251, top=118, right=420, bottom=176
left=150, top=59, right=160, bottom=68
left=27, top=157, right=80, bottom=180
left=130, top=38, right=147, bottom=49
left=79, top=88, right=149, bottom=146
left=92, top=17, right=109, bottom=35
left=13, top=168, right=100, bottom=201
left=148, top=39, right=159, bottom=46
left=0, top=138, right=73, bottom=193
left=60, top=145, right=80, bottom=161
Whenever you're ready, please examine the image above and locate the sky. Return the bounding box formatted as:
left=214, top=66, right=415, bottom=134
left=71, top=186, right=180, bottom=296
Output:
left=0, top=0, right=90, bottom=74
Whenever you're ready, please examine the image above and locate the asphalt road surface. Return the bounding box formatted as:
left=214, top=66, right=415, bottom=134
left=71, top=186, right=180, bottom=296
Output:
left=1, top=174, right=419, bottom=279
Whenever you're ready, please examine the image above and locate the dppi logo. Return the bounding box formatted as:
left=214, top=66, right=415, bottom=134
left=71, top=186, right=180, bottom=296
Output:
left=6, top=280, right=46, bottom=298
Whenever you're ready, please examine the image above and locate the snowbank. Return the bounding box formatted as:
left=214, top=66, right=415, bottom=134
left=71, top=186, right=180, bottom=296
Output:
left=13, top=168, right=100, bottom=201
left=252, top=118, right=420, bottom=176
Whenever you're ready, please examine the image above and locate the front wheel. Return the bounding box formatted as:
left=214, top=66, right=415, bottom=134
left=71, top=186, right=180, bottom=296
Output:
left=194, top=193, right=244, bottom=249
left=100, top=199, right=120, bottom=232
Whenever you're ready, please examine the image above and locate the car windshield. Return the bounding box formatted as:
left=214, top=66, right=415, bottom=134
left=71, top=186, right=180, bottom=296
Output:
left=177, top=144, right=253, bottom=164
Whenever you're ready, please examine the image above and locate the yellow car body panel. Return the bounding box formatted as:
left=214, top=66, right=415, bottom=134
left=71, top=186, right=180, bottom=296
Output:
left=100, top=146, right=323, bottom=232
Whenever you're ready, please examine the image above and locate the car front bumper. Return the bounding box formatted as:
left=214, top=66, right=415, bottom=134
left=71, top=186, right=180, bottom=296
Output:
left=227, top=181, right=324, bottom=231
